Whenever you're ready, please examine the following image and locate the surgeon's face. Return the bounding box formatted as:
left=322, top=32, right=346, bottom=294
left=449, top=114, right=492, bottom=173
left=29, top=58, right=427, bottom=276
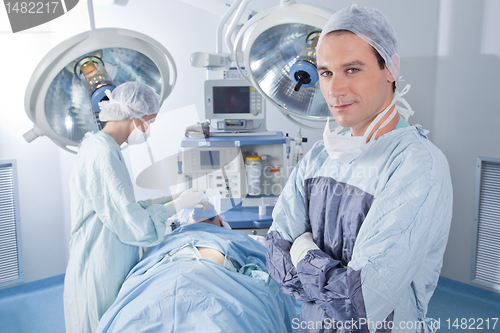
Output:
left=317, top=31, right=395, bottom=136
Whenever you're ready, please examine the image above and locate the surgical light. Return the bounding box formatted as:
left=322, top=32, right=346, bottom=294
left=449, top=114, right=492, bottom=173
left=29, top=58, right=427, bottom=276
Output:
left=191, top=0, right=333, bottom=130
left=289, top=31, right=321, bottom=92
left=23, top=28, right=177, bottom=153
left=74, top=54, right=116, bottom=111
left=232, top=1, right=333, bottom=130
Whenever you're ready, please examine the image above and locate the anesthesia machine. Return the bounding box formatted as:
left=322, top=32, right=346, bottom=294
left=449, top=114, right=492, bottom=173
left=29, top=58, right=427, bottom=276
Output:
left=181, top=78, right=286, bottom=232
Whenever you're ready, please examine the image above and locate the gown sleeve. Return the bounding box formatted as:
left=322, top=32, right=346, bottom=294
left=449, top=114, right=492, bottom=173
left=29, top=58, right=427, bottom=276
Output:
left=266, top=142, right=322, bottom=301
left=83, top=141, right=177, bottom=247
left=138, top=196, right=169, bottom=208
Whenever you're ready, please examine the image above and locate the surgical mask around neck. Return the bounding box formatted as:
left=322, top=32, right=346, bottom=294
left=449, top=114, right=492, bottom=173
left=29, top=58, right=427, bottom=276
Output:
left=127, top=117, right=150, bottom=145
left=323, top=84, right=412, bottom=163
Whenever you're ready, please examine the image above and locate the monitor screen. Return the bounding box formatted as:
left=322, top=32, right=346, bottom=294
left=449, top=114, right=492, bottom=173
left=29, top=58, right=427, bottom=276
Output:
left=213, top=86, right=250, bottom=114
left=205, top=79, right=264, bottom=121
left=200, top=150, right=220, bottom=167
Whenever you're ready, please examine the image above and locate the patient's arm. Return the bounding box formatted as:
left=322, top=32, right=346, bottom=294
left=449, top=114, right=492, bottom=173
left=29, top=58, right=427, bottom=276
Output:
left=197, top=247, right=225, bottom=265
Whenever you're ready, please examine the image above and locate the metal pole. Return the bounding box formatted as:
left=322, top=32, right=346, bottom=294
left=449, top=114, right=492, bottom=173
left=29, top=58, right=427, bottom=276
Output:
left=88, top=0, right=96, bottom=30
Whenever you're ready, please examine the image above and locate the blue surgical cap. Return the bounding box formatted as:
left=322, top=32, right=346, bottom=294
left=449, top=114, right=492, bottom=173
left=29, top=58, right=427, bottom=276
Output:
left=191, top=201, right=217, bottom=221
left=317, top=4, right=400, bottom=87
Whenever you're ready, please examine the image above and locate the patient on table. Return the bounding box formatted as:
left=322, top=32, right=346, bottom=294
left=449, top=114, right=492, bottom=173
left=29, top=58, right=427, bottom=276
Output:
left=186, top=195, right=230, bottom=266
left=96, top=196, right=297, bottom=333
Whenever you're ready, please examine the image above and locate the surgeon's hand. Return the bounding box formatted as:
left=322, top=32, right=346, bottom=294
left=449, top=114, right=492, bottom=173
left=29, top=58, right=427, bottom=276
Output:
left=174, top=188, right=204, bottom=211
left=290, top=232, right=319, bottom=267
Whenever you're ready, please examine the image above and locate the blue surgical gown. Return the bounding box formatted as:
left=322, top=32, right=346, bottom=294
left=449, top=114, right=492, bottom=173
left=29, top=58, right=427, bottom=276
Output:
left=63, top=131, right=176, bottom=333
left=266, top=123, right=453, bottom=333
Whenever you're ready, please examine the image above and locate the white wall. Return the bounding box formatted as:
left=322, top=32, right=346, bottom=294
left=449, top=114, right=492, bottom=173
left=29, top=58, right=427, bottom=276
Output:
left=1, top=0, right=498, bottom=292
left=0, top=4, right=90, bottom=285
left=431, top=0, right=500, bottom=286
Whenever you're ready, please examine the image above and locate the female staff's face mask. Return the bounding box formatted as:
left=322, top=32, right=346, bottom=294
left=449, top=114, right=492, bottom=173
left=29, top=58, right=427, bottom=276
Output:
left=127, top=117, right=152, bottom=145
left=323, top=84, right=412, bottom=163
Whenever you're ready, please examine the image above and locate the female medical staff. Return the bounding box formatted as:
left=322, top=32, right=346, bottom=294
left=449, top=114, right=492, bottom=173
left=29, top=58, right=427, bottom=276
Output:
left=63, top=81, right=203, bottom=333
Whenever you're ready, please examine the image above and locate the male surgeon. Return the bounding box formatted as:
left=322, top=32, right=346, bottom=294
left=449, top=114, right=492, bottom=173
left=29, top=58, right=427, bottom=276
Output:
left=266, top=4, right=453, bottom=333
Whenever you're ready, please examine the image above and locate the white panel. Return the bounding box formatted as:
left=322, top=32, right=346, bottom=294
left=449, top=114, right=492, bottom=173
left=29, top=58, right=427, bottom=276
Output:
left=0, top=161, right=23, bottom=287
left=481, top=0, right=500, bottom=56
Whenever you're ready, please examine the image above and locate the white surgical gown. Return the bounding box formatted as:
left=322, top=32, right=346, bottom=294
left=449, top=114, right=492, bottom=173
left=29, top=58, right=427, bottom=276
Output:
left=63, top=131, right=176, bottom=333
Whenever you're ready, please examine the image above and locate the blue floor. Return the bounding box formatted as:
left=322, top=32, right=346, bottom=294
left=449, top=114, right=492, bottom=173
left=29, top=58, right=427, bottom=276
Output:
left=427, top=278, right=500, bottom=332
left=0, top=275, right=499, bottom=333
left=0, top=274, right=65, bottom=333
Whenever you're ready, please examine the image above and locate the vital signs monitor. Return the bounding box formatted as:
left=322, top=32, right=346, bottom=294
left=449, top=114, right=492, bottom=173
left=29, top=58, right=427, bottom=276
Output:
left=205, top=79, right=265, bottom=131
